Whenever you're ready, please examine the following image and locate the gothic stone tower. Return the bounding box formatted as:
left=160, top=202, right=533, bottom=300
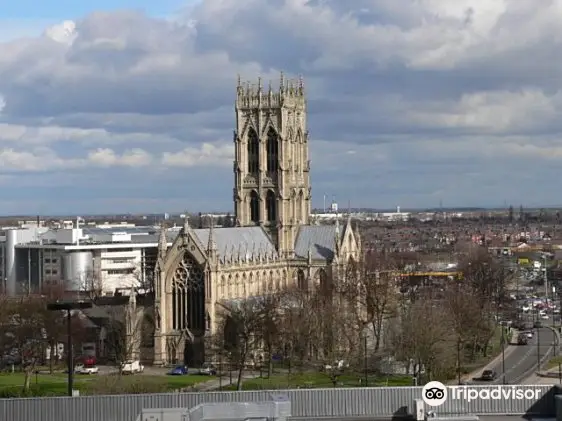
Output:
left=234, top=73, right=311, bottom=257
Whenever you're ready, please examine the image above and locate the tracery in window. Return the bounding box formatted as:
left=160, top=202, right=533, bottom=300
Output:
left=171, top=254, right=205, bottom=332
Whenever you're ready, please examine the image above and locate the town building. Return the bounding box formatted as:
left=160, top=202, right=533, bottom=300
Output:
left=0, top=225, right=176, bottom=295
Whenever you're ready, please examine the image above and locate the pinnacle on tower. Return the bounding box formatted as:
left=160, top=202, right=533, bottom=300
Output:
left=158, top=222, right=167, bottom=257
left=207, top=215, right=217, bottom=252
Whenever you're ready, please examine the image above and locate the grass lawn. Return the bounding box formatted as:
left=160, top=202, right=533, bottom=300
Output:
left=0, top=372, right=212, bottom=397
left=220, top=372, right=414, bottom=390
left=547, top=356, right=562, bottom=370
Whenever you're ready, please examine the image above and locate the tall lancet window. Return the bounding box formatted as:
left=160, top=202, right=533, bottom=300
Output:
left=266, top=190, right=276, bottom=222
left=247, top=128, right=259, bottom=174
left=249, top=190, right=259, bottom=224
left=266, top=128, right=279, bottom=173
left=171, top=254, right=205, bottom=332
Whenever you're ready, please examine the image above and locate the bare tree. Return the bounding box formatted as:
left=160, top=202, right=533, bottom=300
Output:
left=39, top=284, right=71, bottom=373
left=458, top=248, right=510, bottom=358
left=342, top=251, right=399, bottom=353
left=277, top=287, right=318, bottom=373
left=80, top=270, right=104, bottom=300
left=2, top=296, right=48, bottom=392
left=442, top=280, right=482, bottom=382
left=254, top=293, right=283, bottom=378
left=390, top=292, right=455, bottom=381
left=217, top=299, right=263, bottom=390
left=103, top=303, right=144, bottom=370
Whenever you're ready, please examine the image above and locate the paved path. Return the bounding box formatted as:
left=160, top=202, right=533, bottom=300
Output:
left=195, top=371, right=263, bottom=391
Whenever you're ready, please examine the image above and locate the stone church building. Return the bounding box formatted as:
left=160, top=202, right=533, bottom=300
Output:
left=145, top=74, right=361, bottom=366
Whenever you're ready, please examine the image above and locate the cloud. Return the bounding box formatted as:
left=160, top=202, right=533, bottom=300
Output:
left=0, top=1, right=560, bottom=213
left=162, top=143, right=232, bottom=167
left=87, top=148, right=153, bottom=167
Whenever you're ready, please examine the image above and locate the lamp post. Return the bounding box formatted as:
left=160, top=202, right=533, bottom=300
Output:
left=457, top=338, right=462, bottom=385
left=543, top=254, right=548, bottom=305
left=47, top=300, right=92, bottom=397
left=363, top=333, right=368, bottom=387
left=501, top=328, right=506, bottom=384
left=537, top=325, right=541, bottom=371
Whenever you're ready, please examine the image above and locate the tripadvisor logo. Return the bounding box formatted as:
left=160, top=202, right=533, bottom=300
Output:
left=422, top=381, right=542, bottom=406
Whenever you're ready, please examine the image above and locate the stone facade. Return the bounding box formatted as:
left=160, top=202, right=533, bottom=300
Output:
left=147, top=74, right=361, bottom=366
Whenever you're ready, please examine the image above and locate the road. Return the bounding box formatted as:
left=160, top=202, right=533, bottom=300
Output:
left=471, top=327, right=556, bottom=385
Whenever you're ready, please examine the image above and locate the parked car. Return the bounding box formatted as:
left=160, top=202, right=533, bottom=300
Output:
left=78, top=355, right=96, bottom=366
left=197, top=363, right=216, bottom=375
left=481, top=370, right=497, bottom=381
left=168, top=365, right=188, bottom=376
left=120, top=360, right=144, bottom=374
left=75, top=364, right=99, bottom=375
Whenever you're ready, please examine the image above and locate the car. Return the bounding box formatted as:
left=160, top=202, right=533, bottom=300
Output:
left=481, top=370, right=497, bottom=381
left=120, top=360, right=144, bottom=374
left=80, top=355, right=96, bottom=366
left=75, top=364, right=99, bottom=375
left=197, top=363, right=217, bottom=375
left=168, top=365, right=188, bottom=376
left=517, top=334, right=528, bottom=345
left=534, top=321, right=543, bottom=328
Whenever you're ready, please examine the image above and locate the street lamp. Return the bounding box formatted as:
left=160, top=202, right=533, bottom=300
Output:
left=537, top=325, right=541, bottom=371
left=501, top=328, right=506, bottom=384
left=47, top=300, right=92, bottom=397
left=363, top=333, right=368, bottom=387
left=457, top=338, right=462, bottom=385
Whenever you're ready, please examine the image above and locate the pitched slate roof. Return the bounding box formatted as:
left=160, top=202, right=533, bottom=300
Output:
left=192, top=226, right=278, bottom=260
left=294, top=225, right=337, bottom=260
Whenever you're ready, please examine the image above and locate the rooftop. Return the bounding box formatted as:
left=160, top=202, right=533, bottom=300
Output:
left=8, top=223, right=340, bottom=262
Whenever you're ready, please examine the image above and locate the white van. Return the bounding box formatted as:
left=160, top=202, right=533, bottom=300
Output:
left=120, top=360, right=144, bottom=374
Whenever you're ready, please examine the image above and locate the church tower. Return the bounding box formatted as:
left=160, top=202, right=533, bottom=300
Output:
left=233, top=73, right=311, bottom=257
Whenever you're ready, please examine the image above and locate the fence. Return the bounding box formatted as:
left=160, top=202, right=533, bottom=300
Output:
left=0, top=385, right=557, bottom=421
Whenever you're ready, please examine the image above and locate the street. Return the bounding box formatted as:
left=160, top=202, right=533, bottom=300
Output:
left=472, top=327, right=556, bottom=385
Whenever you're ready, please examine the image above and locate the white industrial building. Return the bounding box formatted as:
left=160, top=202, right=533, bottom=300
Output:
left=0, top=225, right=178, bottom=296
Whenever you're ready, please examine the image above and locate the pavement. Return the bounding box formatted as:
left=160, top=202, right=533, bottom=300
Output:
left=467, top=327, right=556, bottom=385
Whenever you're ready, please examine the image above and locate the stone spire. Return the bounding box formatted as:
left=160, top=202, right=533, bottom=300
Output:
left=355, top=222, right=362, bottom=253
left=158, top=223, right=167, bottom=258
left=334, top=214, right=341, bottom=255
left=183, top=212, right=190, bottom=232
left=207, top=215, right=217, bottom=253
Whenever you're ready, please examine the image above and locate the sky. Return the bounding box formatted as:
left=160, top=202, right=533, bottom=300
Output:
left=1, top=0, right=562, bottom=214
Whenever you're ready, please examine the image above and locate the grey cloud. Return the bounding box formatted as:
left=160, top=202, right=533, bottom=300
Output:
left=1, top=0, right=562, bottom=211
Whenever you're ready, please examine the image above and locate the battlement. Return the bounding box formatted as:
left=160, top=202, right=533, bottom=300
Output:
left=236, top=72, right=305, bottom=109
